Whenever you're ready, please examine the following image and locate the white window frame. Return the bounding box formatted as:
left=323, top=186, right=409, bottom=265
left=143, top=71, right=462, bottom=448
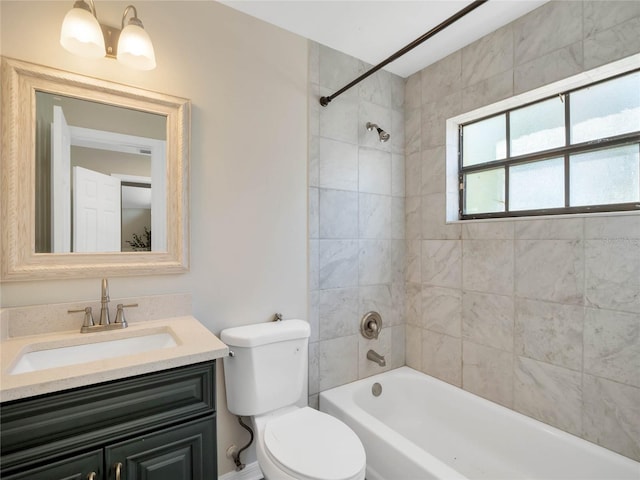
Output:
left=446, top=53, right=640, bottom=222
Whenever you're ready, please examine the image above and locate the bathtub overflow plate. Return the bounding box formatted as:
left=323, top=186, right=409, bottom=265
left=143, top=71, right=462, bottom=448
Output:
left=372, top=382, right=382, bottom=397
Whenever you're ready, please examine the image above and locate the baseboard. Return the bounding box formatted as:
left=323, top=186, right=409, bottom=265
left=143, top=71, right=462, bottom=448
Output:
left=218, top=461, right=263, bottom=480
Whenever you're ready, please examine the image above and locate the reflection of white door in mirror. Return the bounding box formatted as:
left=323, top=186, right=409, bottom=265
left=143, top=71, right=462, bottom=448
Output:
left=51, top=106, right=71, bottom=253
left=73, top=166, right=121, bottom=252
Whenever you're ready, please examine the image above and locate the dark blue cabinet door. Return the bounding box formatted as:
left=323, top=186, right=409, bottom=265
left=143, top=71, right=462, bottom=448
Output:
left=3, top=449, right=102, bottom=480
left=105, top=416, right=215, bottom=480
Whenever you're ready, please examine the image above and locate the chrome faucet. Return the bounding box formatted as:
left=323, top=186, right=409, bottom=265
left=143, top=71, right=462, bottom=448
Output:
left=367, top=349, right=386, bottom=367
left=68, top=278, right=136, bottom=333
left=99, top=278, right=111, bottom=326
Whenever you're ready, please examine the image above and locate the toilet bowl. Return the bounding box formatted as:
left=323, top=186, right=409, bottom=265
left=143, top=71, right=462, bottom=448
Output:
left=221, top=320, right=366, bottom=480
left=253, top=406, right=366, bottom=480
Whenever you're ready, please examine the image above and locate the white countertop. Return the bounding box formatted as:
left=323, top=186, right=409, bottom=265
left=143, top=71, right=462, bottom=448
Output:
left=0, top=315, right=228, bottom=402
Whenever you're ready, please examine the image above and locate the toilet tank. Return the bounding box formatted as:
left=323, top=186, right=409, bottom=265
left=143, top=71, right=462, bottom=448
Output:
left=221, top=319, right=310, bottom=416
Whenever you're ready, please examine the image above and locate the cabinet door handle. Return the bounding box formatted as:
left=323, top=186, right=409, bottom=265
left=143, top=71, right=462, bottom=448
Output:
left=114, top=462, right=123, bottom=480
left=87, top=473, right=97, bottom=480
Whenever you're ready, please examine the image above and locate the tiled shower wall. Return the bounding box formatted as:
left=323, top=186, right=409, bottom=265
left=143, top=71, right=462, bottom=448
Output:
left=405, top=1, right=640, bottom=460
left=308, top=43, right=406, bottom=407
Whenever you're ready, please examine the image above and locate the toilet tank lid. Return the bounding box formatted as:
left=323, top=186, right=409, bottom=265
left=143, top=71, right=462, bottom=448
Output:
left=221, top=319, right=310, bottom=347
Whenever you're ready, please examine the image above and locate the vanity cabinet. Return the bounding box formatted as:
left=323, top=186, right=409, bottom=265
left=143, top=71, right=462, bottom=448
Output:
left=1, top=361, right=216, bottom=480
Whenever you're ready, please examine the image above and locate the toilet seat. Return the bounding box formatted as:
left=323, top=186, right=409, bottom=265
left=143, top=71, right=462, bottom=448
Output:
left=263, top=407, right=366, bottom=480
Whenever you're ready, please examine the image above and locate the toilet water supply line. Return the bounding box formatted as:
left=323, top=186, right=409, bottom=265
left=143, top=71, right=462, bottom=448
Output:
left=233, top=416, right=255, bottom=471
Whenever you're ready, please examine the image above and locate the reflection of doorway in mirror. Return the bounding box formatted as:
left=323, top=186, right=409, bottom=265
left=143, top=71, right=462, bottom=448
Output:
left=115, top=175, right=152, bottom=252
left=48, top=105, right=166, bottom=253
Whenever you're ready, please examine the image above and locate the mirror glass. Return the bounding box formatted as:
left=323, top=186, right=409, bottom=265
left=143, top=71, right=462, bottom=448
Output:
left=35, top=92, right=167, bottom=253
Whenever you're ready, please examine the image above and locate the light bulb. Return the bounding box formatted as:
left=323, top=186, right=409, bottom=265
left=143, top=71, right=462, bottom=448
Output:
left=60, top=4, right=105, bottom=58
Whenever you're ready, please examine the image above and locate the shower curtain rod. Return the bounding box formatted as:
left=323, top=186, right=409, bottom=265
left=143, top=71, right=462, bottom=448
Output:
left=319, top=0, right=489, bottom=107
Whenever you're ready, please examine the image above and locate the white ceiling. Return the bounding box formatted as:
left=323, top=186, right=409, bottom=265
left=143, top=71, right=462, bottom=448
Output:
left=219, top=0, right=549, bottom=78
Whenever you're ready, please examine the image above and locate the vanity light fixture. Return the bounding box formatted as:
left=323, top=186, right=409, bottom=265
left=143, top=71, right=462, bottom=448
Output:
left=60, top=0, right=156, bottom=70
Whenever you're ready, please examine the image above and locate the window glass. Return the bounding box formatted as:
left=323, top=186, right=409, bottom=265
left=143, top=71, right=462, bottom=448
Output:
left=464, top=168, right=505, bottom=214
left=510, top=98, right=565, bottom=156
left=571, top=72, right=640, bottom=144
left=509, top=158, right=565, bottom=211
left=462, top=114, right=506, bottom=167
left=570, top=145, right=640, bottom=206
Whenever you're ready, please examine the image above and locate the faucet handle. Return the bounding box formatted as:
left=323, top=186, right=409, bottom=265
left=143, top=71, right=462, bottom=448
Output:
left=68, top=307, right=95, bottom=329
left=114, top=303, right=137, bottom=327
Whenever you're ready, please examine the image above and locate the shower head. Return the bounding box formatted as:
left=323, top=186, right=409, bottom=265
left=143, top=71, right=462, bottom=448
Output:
left=366, top=122, right=390, bottom=143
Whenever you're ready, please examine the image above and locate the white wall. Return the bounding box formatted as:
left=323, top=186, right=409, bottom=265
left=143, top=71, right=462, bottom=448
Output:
left=0, top=1, right=309, bottom=474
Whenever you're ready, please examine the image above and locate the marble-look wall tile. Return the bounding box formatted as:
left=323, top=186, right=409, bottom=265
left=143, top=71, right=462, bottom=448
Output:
left=308, top=394, right=319, bottom=410
left=319, top=239, right=359, bottom=289
left=422, top=286, right=461, bottom=338
left=462, top=70, right=514, bottom=112
left=585, top=238, right=640, bottom=313
left=514, top=42, right=583, bottom=94
left=318, top=335, right=359, bottom=390
left=309, top=187, right=319, bottom=239
left=359, top=68, right=391, bottom=108
left=462, top=239, right=514, bottom=295
left=405, top=73, right=421, bottom=109
left=319, top=45, right=363, bottom=91
left=422, top=193, right=461, bottom=240
left=514, top=298, right=583, bottom=370
left=584, top=16, right=640, bottom=69
left=405, top=324, right=422, bottom=369
left=359, top=239, right=391, bottom=285
left=405, top=196, right=421, bottom=241
left=515, top=239, right=584, bottom=304
left=462, top=291, right=514, bottom=352
left=309, top=135, right=319, bottom=187
left=406, top=239, right=421, bottom=284
left=421, top=51, right=462, bottom=104
left=391, top=153, right=406, bottom=197
left=391, top=75, right=405, bottom=110
left=405, top=107, right=421, bottom=154
left=583, top=0, right=640, bottom=38
left=319, top=88, right=359, bottom=143
left=319, top=189, right=358, bottom=239
left=462, top=221, right=514, bottom=240
left=462, top=25, right=513, bottom=87
left=389, top=324, right=406, bottom=369
left=359, top=193, right=391, bottom=239
left=318, top=288, right=359, bottom=340
left=308, top=341, right=319, bottom=395
left=515, top=217, right=583, bottom=240
left=584, top=214, right=640, bottom=239
left=391, top=197, right=405, bottom=240
left=584, top=308, right=640, bottom=387
left=583, top=374, right=640, bottom=461
left=421, top=146, right=446, bottom=195
left=309, top=239, right=319, bottom=291
left=406, top=282, right=422, bottom=327
left=359, top=284, right=393, bottom=327
left=391, top=110, right=405, bottom=155
left=421, top=240, right=462, bottom=288
left=309, top=84, right=320, bottom=139
left=319, top=138, right=358, bottom=191
left=309, top=290, right=319, bottom=343
left=405, top=152, right=422, bottom=197
left=514, top=1, right=583, bottom=66
left=359, top=147, right=391, bottom=195
left=421, top=330, right=462, bottom=386
left=514, top=356, right=583, bottom=436
left=463, top=341, right=514, bottom=407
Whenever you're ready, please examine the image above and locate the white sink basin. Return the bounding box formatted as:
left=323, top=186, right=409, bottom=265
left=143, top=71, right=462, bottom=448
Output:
left=9, top=332, right=177, bottom=375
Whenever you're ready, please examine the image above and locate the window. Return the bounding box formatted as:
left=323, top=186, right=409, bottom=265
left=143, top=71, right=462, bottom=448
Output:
left=458, top=69, right=640, bottom=219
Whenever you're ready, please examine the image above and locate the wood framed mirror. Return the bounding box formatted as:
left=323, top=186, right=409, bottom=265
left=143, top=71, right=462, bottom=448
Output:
left=1, top=57, right=190, bottom=280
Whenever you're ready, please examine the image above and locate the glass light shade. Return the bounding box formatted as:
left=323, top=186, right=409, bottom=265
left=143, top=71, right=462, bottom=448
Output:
left=117, top=24, right=156, bottom=70
left=59, top=6, right=105, bottom=58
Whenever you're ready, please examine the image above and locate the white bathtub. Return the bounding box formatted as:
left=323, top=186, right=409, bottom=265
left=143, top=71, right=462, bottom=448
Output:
left=319, top=367, right=639, bottom=480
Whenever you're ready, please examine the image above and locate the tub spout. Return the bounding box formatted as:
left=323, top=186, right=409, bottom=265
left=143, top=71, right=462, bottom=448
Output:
left=367, top=349, right=386, bottom=367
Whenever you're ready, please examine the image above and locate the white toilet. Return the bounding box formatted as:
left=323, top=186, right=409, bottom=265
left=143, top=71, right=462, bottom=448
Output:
left=221, top=319, right=366, bottom=480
